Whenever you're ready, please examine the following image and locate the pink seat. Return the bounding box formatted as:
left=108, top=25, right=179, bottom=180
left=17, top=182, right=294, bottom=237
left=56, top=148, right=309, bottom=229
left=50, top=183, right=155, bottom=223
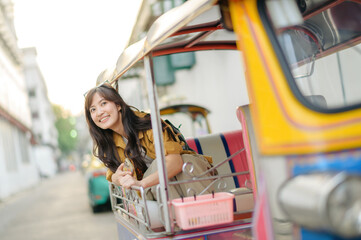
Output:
left=187, top=130, right=250, bottom=189
left=236, top=106, right=257, bottom=195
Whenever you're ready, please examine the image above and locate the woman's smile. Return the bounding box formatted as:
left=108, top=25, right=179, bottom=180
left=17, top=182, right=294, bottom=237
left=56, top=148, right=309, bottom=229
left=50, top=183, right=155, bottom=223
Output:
left=99, top=115, right=110, bottom=123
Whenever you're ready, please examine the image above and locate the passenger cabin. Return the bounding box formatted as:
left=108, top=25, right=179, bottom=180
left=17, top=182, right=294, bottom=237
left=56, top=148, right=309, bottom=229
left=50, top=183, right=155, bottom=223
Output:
left=93, top=0, right=361, bottom=239
left=95, top=0, right=257, bottom=239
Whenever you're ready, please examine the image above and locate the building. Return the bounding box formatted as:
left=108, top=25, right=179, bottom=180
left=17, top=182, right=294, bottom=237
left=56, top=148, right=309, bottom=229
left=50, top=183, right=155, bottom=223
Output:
left=0, top=0, right=39, bottom=199
left=22, top=47, right=59, bottom=177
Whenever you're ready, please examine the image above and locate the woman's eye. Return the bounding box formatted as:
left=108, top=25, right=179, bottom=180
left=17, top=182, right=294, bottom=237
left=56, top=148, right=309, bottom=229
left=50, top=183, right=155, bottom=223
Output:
left=101, top=101, right=107, bottom=106
left=90, top=108, right=95, bottom=113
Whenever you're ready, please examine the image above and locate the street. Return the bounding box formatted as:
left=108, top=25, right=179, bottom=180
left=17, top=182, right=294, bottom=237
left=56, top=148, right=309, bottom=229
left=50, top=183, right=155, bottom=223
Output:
left=0, top=171, right=118, bottom=240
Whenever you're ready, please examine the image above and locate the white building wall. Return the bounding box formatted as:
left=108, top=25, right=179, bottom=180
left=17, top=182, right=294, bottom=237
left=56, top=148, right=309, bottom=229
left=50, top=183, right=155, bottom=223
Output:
left=0, top=50, right=31, bottom=128
left=34, top=146, right=57, bottom=177
left=118, top=77, right=146, bottom=110
left=22, top=47, right=58, bottom=177
left=0, top=119, right=39, bottom=199
left=166, top=50, right=249, bottom=134
left=0, top=1, right=40, bottom=199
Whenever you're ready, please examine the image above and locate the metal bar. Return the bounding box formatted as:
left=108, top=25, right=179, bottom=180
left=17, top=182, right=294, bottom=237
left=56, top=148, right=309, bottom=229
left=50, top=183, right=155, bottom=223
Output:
left=336, top=52, right=347, bottom=105
left=109, top=183, right=116, bottom=211
left=185, top=30, right=216, bottom=48
left=144, top=55, right=173, bottom=233
left=169, top=20, right=222, bottom=37
left=110, top=184, right=154, bottom=231
left=113, top=205, right=149, bottom=227
left=168, top=171, right=250, bottom=185
left=153, top=42, right=237, bottom=56
left=170, top=222, right=252, bottom=240
left=183, top=148, right=245, bottom=178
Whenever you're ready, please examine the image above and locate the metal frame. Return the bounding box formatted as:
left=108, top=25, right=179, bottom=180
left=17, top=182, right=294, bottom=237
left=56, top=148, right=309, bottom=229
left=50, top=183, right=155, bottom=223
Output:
left=100, top=0, right=254, bottom=238
left=109, top=146, right=253, bottom=238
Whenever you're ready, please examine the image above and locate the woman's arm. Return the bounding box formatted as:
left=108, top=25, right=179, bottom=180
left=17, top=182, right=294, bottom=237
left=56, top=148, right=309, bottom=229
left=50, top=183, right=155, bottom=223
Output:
left=140, top=153, right=183, bottom=188
left=113, top=154, right=183, bottom=189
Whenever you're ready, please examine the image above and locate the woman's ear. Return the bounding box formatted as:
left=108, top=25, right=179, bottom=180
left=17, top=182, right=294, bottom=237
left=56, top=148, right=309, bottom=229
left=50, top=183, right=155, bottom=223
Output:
left=117, top=105, right=121, bottom=112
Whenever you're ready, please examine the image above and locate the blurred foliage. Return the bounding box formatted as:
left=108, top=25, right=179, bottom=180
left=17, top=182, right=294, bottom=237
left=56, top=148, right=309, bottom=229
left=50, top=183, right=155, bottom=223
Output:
left=53, top=104, right=78, bottom=156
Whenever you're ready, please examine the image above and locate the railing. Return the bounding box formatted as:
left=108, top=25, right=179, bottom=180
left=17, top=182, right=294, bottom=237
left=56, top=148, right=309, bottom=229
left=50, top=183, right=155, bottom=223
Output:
left=109, top=148, right=253, bottom=238
left=110, top=185, right=152, bottom=229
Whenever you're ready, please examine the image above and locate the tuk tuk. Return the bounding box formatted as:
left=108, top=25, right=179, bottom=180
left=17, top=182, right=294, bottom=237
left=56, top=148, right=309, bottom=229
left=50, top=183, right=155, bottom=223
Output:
left=83, top=155, right=110, bottom=213
left=93, top=0, right=361, bottom=239
left=160, top=104, right=212, bottom=137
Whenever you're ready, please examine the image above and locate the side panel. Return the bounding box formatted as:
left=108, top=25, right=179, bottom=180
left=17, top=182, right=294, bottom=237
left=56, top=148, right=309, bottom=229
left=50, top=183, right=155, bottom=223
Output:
left=229, top=0, right=361, bottom=155
left=229, top=0, right=361, bottom=239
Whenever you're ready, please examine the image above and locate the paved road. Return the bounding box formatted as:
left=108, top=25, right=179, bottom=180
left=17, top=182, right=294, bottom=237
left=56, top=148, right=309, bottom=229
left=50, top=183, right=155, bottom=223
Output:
left=0, top=171, right=118, bottom=240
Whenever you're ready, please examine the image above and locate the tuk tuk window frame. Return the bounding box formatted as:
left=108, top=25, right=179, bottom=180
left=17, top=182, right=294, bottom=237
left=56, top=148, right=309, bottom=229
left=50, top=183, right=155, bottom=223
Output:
left=257, top=0, right=361, bottom=114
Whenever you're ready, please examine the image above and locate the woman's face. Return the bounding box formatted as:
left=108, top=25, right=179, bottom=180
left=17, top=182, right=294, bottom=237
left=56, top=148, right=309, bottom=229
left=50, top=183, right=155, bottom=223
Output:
left=89, top=92, right=121, bottom=131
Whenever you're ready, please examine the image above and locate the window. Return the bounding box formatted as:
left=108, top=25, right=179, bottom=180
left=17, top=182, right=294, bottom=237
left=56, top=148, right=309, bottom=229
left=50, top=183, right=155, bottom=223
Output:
left=153, top=52, right=196, bottom=86
left=32, top=112, right=39, bottom=119
left=265, top=1, right=361, bottom=111
left=18, top=130, right=30, bottom=163
left=29, top=89, right=36, bottom=97
left=0, top=120, right=18, bottom=172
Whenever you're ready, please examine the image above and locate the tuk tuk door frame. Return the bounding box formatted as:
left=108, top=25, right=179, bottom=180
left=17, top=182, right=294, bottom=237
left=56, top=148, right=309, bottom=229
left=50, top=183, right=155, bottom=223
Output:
left=144, top=55, right=173, bottom=233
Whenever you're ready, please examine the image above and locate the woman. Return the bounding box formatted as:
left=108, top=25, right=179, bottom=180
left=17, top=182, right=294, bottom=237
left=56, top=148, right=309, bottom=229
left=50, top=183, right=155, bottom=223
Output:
left=84, top=83, right=215, bottom=200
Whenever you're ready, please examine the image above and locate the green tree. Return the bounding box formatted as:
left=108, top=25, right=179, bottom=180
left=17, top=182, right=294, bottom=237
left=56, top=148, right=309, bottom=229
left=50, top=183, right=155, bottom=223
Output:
left=53, top=104, right=78, bottom=156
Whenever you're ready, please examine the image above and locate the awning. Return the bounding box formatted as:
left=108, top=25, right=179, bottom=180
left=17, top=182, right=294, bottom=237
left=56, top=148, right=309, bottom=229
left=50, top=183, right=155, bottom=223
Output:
left=97, top=0, right=239, bottom=84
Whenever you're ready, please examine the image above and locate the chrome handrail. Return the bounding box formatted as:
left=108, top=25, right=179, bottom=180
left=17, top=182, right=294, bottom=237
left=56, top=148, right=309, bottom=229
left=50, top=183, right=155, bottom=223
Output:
left=109, top=145, right=253, bottom=237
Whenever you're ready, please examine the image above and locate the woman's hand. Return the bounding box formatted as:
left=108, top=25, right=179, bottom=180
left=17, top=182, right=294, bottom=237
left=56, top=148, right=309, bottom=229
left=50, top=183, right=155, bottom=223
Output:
left=111, top=163, right=141, bottom=189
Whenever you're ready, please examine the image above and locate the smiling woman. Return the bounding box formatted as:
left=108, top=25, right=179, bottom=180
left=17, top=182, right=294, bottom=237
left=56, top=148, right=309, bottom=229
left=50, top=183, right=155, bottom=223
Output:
left=84, top=83, right=217, bottom=200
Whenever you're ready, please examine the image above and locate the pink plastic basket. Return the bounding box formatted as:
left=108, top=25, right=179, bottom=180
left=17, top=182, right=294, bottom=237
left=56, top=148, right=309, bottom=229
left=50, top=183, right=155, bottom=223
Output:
left=171, top=192, right=235, bottom=230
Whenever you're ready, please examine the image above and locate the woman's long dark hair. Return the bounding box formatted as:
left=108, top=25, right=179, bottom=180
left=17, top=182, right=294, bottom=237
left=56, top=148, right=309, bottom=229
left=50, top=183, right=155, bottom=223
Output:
left=84, top=84, right=152, bottom=176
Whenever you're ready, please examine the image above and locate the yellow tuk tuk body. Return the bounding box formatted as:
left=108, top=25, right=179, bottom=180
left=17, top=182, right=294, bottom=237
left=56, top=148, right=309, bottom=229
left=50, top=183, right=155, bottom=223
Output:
left=229, top=0, right=361, bottom=239
left=94, top=0, right=361, bottom=239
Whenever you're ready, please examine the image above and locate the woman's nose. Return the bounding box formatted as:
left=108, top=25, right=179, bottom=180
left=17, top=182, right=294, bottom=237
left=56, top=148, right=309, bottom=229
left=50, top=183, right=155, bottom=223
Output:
left=96, top=107, right=104, bottom=116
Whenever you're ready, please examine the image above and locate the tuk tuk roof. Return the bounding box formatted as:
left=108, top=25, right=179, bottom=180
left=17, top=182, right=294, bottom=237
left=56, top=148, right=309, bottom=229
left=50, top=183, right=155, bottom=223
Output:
left=97, top=0, right=237, bottom=85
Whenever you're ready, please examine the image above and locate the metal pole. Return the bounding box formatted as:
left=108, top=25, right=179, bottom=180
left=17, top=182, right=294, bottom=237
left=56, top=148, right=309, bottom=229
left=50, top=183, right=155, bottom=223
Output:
left=336, top=52, right=347, bottom=105
left=143, top=55, right=173, bottom=233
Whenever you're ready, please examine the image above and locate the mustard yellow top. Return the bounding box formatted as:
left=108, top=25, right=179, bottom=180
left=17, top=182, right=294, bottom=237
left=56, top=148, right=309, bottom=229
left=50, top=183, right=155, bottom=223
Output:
left=106, top=111, right=209, bottom=181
